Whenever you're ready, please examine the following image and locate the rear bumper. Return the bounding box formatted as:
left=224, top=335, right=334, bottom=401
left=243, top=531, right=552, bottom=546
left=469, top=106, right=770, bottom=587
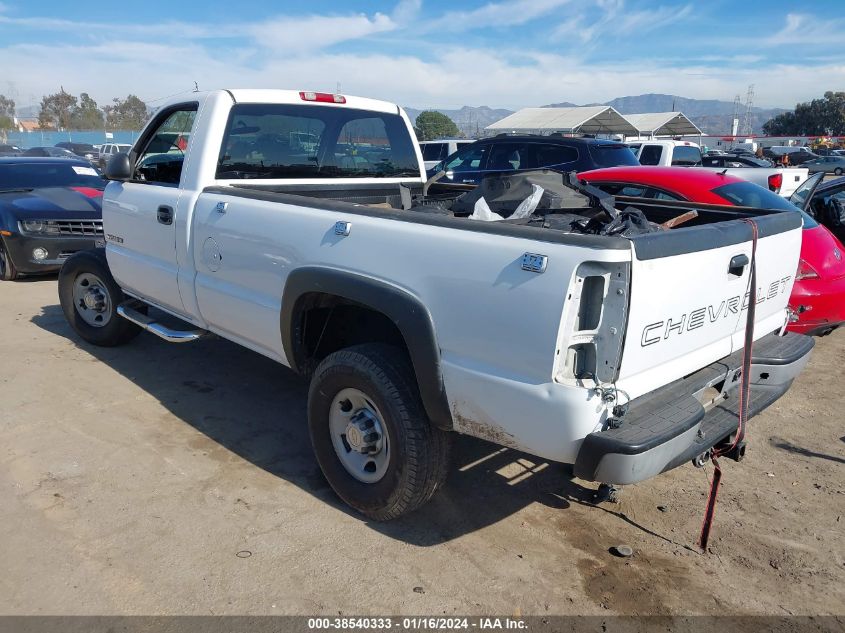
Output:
left=2, top=232, right=102, bottom=274
left=573, top=331, right=814, bottom=484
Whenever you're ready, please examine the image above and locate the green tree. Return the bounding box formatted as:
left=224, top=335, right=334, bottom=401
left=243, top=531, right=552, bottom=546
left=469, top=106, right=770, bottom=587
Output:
left=70, top=92, right=104, bottom=130
left=103, top=94, right=148, bottom=130
left=0, top=94, right=14, bottom=142
left=38, top=87, right=77, bottom=130
left=414, top=111, right=460, bottom=141
left=763, top=91, right=845, bottom=136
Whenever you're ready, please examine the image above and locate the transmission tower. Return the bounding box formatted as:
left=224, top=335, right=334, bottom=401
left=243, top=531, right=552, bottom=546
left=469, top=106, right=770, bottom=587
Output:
left=731, top=94, right=741, bottom=138
left=741, top=84, right=755, bottom=136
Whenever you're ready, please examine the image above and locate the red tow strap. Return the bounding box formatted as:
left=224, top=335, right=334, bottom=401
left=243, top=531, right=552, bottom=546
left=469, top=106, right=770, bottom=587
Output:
left=698, top=219, right=759, bottom=551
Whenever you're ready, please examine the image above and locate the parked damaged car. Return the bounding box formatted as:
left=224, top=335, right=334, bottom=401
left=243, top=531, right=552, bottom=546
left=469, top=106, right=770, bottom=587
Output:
left=579, top=167, right=845, bottom=336
left=0, top=157, right=106, bottom=280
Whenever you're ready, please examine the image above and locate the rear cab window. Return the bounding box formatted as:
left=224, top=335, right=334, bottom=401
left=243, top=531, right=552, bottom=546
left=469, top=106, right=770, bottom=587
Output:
left=670, top=145, right=702, bottom=166
left=639, top=145, right=663, bottom=166
left=217, top=104, right=420, bottom=179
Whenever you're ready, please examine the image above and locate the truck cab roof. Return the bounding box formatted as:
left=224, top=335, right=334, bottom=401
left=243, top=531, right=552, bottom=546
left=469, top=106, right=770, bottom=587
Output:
left=158, top=89, right=403, bottom=116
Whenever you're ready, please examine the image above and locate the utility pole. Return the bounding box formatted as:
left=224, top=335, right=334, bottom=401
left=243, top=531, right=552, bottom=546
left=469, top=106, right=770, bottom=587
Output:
left=731, top=94, right=741, bottom=142
left=741, top=84, right=755, bottom=137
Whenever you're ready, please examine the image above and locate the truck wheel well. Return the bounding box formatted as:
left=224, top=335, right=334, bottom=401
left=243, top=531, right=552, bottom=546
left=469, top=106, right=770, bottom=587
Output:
left=295, top=294, right=407, bottom=374
left=281, top=267, right=453, bottom=430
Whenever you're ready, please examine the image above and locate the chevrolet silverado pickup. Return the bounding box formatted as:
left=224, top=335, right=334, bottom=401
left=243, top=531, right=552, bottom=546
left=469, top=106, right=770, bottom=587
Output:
left=57, top=89, right=813, bottom=520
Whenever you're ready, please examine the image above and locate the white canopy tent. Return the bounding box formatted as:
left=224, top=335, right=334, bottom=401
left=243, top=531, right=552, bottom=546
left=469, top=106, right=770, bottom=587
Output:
left=486, top=106, right=638, bottom=136
left=625, top=112, right=701, bottom=138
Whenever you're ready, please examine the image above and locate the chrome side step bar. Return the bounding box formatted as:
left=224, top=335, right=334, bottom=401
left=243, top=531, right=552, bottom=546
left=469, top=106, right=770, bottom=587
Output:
left=117, top=302, right=207, bottom=343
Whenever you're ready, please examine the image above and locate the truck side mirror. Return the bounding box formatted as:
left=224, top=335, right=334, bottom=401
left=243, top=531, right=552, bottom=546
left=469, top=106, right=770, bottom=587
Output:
left=105, top=153, right=132, bottom=181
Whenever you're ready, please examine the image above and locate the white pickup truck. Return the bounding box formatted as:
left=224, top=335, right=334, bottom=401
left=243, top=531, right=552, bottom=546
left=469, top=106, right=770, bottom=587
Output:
left=57, top=89, right=813, bottom=520
left=629, top=140, right=809, bottom=198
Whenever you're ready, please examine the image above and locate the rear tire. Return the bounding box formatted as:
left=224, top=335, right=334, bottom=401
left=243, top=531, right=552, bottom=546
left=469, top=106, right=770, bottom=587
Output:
left=58, top=249, right=142, bottom=346
left=0, top=238, right=18, bottom=281
left=835, top=168, right=843, bottom=176
left=308, top=343, right=452, bottom=520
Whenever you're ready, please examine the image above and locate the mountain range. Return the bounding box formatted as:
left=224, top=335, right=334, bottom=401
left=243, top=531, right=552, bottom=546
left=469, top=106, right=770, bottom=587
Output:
left=403, top=105, right=515, bottom=137
left=406, top=94, right=788, bottom=137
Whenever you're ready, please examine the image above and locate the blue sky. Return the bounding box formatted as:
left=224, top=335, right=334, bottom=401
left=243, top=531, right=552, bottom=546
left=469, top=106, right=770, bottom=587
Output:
left=0, top=0, right=842, bottom=111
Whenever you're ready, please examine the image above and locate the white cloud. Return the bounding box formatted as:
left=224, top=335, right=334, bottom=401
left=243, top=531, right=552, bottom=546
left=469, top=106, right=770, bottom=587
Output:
left=392, top=0, right=422, bottom=25
left=766, top=13, right=845, bottom=46
left=2, top=38, right=841, bottom=111
left=425, top=0, right=571, bottom=32
left=0, top=1, right=839, bottom=112
left=554, top=2, right=693, bottom=42
left=249, top=12, right=397, bottom=52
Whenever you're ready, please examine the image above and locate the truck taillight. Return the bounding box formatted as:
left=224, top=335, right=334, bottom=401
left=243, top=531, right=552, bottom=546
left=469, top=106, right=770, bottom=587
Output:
left=768, top=173, right=783, bottom=192
left=796, top=258, right=820, bottom=281
left=300, top=91, right=346, bottom=104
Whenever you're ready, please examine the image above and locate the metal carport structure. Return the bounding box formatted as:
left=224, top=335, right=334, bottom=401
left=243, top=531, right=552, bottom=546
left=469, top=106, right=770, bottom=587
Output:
left=624, top=112, right=701, bottom=138
left=485, top=106, right=638, bottom=136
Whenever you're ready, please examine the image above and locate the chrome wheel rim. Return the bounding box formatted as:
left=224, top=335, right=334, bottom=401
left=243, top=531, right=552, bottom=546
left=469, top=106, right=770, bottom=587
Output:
left=329, top=388, right=390, bottom=483
left=72, top=272, right=112, bottom=327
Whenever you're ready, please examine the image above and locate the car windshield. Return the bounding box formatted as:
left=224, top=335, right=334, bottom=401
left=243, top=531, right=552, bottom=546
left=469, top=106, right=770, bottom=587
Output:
left=0, top=162, right=107, bottom=190
left=588, top=144, right=639, bottom=167
left=712, top=181, right=818, bottom=228
left=217, top=103, right=420, bottom=179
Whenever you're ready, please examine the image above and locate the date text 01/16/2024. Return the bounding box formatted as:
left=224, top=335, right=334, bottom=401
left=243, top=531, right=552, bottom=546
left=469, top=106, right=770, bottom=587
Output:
left=307, top=617, right=528, bottom=630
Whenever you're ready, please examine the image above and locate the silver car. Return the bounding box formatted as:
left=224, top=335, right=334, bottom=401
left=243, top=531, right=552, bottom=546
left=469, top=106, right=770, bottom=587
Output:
left=805, top=155, right=845, bottom=176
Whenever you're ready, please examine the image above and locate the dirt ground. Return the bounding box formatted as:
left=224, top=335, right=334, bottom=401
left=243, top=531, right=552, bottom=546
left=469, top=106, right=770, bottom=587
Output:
left=0, top=277, right=843, bottom=616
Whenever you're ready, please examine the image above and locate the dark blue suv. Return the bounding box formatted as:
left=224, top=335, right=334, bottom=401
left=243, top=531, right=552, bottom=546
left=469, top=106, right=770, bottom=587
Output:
left=427, top=134, right=639, bottom=185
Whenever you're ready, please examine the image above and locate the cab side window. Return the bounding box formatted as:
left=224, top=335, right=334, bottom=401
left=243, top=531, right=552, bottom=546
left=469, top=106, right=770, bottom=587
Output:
left=134, top=106, right=197, bottom=185
left=639, top=145, right=663, bottom=165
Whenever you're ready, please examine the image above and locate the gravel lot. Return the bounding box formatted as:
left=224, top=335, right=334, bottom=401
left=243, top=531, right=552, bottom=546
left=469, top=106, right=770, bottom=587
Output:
left=1, top=277, right=843, bottom=616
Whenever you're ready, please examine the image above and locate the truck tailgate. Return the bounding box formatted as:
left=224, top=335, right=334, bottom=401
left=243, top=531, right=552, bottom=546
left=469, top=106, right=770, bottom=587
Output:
left=616, top=212, right=803, bottom=399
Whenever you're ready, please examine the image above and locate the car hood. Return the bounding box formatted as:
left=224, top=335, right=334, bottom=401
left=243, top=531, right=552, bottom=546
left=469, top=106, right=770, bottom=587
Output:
left=802, top=225, right=845, bottom=281
left=0, top=186, right=103, bottom=220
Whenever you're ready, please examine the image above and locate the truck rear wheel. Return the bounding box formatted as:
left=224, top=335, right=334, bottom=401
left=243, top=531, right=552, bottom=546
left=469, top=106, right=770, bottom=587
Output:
left=307, top=343, right=452, bottom=520
left=58, top=249, right=142, bottom=347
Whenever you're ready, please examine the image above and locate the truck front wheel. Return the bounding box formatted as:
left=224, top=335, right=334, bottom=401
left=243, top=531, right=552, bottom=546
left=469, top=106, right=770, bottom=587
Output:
left=0, top=238, right=18, bottom=281
left=308, top=343, right=452, bottom=520
left=58, top=249, right=142, bottom=347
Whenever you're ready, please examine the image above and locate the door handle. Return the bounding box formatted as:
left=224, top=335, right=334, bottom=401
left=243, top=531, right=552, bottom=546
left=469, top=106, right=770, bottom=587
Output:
left=157, top=205, right=173, bottom=225
left=728, top=254, right=749, bottom=276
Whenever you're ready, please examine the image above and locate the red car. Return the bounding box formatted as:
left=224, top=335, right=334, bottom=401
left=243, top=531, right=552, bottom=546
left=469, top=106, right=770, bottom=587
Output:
left=579, top=167, right=845, bottom=336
